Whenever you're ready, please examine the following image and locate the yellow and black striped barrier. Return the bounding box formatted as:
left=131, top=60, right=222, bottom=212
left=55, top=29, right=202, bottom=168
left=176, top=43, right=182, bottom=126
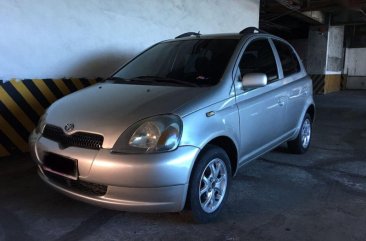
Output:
left=310, top=74, right=325, bottom=94
left=0, top=78, right=102, bottom=157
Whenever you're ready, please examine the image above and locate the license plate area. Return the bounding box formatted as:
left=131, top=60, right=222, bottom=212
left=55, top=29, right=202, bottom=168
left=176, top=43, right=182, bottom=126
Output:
left=42, top=153, right=78, bottom=180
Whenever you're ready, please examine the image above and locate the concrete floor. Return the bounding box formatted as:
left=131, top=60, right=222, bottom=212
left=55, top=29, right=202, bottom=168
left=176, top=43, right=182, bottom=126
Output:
left=1, top=90, right=366, bottom=241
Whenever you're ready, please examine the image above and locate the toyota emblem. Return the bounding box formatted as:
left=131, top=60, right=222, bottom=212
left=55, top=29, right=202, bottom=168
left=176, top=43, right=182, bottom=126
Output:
left=64, top=123, right=74, bottom=132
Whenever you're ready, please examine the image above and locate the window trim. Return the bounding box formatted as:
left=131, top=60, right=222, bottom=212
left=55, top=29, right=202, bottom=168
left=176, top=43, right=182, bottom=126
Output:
left=270, top=38, right=302, bottom=78
left=268, top=39, right=284, bottom=80
left=232, top=36, right=282, bottom=94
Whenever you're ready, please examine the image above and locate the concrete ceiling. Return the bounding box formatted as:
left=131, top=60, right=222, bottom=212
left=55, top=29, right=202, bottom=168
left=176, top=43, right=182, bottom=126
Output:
left=260, top=0, right=366, bottom=39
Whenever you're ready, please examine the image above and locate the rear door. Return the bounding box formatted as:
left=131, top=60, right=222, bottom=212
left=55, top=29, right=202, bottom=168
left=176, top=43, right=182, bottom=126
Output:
left=234, top=37, right=287, bottom=164
left=271, top=39, right=308, bottom=133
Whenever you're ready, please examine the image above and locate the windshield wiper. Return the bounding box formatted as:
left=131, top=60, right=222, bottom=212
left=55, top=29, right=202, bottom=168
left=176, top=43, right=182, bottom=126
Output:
left=130, top=75, right=199, bottom=87
left=108, top=76, right=158, bottom=85
left=108, top=76, right=130, bottom=83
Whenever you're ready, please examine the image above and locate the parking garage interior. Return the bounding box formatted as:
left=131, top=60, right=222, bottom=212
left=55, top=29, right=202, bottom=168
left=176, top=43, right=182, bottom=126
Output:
left=1, top=0, right=366, bottom=240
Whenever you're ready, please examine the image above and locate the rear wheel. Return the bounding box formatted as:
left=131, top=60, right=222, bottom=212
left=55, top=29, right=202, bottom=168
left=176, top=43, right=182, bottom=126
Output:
left=188, top=145, right=231, bottom=223
left=288, top=113, right=312, bottom=154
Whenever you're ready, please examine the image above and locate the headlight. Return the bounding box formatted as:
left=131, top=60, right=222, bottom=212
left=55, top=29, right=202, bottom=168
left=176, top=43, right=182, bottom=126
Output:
left=112, top=115, right=183, bottom=153
left=35, top=112, right=47, bottom=134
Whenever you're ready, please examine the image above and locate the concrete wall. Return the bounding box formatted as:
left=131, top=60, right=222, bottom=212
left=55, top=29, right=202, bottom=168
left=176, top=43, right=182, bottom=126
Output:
left=344, top=48, right=366, bottom=89
left=0, top=0, right=259, bottom=81
left=344, top=48, right=366, bottom=76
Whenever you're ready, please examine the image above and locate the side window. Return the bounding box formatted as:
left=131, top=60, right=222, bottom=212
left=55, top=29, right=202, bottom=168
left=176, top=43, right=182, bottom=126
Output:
left=273, top=40, right=301, bottom=77
left=238, top=39, right=278, bottom=83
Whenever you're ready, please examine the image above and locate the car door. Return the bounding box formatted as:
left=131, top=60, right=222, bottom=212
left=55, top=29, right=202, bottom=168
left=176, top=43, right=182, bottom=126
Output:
left=272, top=39, right=308, bottom=133
left=234, top=37, right=287, bottom=164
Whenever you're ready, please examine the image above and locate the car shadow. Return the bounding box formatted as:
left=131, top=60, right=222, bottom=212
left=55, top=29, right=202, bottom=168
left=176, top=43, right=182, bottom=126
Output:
left=65, top=50, right=135, bottom=79
left=272, top=143, right=290, bottom=154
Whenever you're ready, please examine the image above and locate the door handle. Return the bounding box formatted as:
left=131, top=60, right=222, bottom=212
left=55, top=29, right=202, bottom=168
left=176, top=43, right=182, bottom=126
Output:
left=278, top=97, right=286, bottom=106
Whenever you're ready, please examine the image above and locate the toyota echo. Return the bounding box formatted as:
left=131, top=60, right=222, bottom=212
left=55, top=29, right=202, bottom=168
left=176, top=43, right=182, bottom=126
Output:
left=29, top=27, right=315, bottom=223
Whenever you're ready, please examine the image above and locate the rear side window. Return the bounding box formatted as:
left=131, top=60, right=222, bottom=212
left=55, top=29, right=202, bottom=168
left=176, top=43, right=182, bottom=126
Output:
left=273, top=40, right=301, bottom=77
left=238, top=39, right=278, bottom=83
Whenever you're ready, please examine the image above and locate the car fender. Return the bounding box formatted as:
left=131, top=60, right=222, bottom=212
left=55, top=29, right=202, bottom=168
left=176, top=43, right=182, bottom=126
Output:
left=179, top=97, right=240, bottom=167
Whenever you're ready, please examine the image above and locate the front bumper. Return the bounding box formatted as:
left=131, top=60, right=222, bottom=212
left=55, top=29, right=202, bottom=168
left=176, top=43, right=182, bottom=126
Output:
left=29, top=130, right=200, bottom=212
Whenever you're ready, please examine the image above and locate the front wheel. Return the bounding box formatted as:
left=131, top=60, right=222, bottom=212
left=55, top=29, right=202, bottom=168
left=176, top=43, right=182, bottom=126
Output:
left=288, top=113, right=312, bottom=154
left=188, top=145, right=232, bottom=223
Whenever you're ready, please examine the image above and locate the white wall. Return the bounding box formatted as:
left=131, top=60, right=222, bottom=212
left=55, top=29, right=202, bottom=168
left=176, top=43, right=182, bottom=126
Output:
left=344, top=48, right=366, bottom=76
left=344, top=48, right=366, bottom=89
left=0, top=0, right=259, bottom=81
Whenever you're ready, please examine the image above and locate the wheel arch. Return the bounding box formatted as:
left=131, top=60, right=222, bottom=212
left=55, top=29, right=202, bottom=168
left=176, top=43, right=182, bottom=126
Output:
left=307, top=104, right=315, bottom=123
left=290, top=103, right=316, bottom=141
left=197, top=136, right=239, bottom=176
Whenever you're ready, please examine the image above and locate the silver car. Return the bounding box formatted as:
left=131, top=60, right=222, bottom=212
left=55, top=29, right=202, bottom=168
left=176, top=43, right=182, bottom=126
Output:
left=29, top=27, right=315, bottom=223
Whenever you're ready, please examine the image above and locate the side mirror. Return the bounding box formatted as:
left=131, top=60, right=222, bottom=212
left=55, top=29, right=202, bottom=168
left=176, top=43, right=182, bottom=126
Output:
left=242, top=73, right=267, bottom=88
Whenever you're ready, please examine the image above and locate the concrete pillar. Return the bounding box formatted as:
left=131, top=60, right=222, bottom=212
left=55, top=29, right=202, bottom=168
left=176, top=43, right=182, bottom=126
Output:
left=324, top=26, right=344, bottom=93
left=306, top=26, right=328, bottom=94
left=306, top=26, right=328, bottom=76
left=306, top=25, right=345, bottom=94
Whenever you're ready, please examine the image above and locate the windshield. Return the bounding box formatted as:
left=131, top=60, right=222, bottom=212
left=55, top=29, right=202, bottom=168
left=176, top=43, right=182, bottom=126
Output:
left=112, top=39, right=239, bottom=87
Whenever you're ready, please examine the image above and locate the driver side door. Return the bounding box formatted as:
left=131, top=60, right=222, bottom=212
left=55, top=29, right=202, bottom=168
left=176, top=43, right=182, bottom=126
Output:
left=235, top=38, right=287, bottom=164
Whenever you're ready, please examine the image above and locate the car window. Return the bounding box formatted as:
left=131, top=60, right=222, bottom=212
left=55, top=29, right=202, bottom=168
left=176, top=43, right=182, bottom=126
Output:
left=238, top=39, right=278, bottom=83
left=273, top=40, right=301, bottom=77
left=113, top=39, right=239, bottom=87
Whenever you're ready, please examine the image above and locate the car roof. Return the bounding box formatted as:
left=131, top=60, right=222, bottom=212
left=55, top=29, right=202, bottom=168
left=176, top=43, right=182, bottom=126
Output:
left=176, top=33, right=242, bottom=39
left=163, top=32, right=280, bottom=43
left=163, top=33, right=242, bottom=43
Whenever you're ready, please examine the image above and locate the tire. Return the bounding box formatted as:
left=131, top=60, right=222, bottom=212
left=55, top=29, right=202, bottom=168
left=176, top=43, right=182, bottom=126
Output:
left=188, top=145, right=232, bottom=223
left=288, top=113, right=312, bottom=154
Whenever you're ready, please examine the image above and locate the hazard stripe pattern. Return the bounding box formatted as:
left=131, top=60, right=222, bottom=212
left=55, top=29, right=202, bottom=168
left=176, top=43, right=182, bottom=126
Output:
left=0, top=78, right=102, bottom=157
left=310, top=75, right=325, bottom=94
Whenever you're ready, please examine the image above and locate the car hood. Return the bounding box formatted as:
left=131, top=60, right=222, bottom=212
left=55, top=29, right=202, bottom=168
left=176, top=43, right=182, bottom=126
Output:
left=45, top=83, right=215, bottom=148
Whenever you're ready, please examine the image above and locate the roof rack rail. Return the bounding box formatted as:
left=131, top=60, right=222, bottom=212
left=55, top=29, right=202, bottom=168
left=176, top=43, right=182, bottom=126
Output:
left=175, top=32, right=201, bottom=39
left=239, top=27, right=268, bottom=35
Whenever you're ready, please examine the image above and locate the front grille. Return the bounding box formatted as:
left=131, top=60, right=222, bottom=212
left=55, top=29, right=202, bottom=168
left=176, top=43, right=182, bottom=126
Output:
left=44, top=171, right=108, bottom=196
left=43, top=124, right=103, bottom=150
